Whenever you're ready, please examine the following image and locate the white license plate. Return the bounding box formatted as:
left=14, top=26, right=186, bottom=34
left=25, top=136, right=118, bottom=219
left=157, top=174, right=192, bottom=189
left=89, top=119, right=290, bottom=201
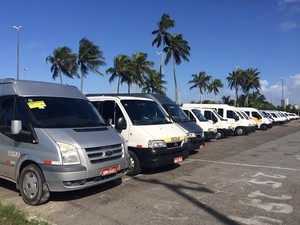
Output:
left=101, top=166, right=119, bottom=176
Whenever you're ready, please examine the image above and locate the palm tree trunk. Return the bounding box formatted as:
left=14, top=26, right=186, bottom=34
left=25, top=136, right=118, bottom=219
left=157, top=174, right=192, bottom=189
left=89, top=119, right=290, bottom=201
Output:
left=173, top=56, right=178, bottom=104
left=199, top=87, right=202, bottom=103
left=59, top=71, right=63, bottom=84
left=117, top=77, right=120, bottom=94
left=80, top=69, right=84, bottom=93
left=235, top=85, right=239, bottom=107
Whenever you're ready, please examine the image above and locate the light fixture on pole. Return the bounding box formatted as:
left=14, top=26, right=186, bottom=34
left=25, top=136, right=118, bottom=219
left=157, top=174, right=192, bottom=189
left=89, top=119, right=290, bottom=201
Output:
left=280, top=76, right=286, bottom=108
left=13, top=25, right=22, bottom=80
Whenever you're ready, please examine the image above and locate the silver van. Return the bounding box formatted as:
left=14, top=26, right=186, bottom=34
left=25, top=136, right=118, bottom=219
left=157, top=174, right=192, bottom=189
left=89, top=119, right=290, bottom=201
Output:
left=0, top=79, right=129, bottom=205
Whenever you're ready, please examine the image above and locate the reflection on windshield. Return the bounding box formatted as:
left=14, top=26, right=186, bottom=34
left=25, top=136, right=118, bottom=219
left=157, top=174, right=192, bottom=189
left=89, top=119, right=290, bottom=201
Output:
left=191, top=109, right=207, bottom=121
left=24, top=97, right=106, bottom=128
left=163, top=104, right=191, bottom=123
left=121, top=100, right=171, bottom=125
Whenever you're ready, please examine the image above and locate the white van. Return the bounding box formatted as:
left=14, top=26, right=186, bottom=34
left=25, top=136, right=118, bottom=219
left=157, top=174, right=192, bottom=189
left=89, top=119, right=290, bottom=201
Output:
left=87, top=95, right=189, bottom=176
left=180, top=107, right=217, bottom=140
left=262, top=110, right=285, bottom=125
left=0, top=79, right=129, bottom=205
left=182, top=106, right=234, bottom=139
left=239, top=107, right=272, bottom=130
left=182, top=103, right=253, bottom=135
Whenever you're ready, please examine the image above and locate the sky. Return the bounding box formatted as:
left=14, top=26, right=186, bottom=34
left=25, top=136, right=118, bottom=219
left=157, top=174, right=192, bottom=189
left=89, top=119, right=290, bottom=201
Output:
left=1, top=0, right=300, bottom=107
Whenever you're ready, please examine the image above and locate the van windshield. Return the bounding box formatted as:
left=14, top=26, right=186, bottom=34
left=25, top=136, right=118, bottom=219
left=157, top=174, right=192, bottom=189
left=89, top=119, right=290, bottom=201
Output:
left=121, top=100, right=171, bottom=125
left=191, top=109, right=207, bottom=121
left=163, top=104, right=191, bottom=123
left=23, top=97, right=106, bottom=128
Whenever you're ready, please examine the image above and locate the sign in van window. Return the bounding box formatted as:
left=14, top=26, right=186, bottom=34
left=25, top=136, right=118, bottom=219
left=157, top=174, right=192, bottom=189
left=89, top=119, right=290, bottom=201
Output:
left=27, top=101, right=46, bottom=109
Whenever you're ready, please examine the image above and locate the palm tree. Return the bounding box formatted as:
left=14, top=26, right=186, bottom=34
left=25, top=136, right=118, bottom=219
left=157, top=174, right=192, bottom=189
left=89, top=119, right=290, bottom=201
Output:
left=222, top=95, right=234, bottom=105
left=77, top=38, right=106, bottom=92
left=188, top=71, right=211, bottom=103
left=106, top=54, right=134, bottom=94
left=131, top=52, right=154, bottom=92
left=152, top=13, right=175, bottom=76
left=226, top=68, right=244, bottom=107
left=142, top=69, right=167, bottom=95
left=242, top=68, right=261, bottom=106
left=46, top=46, right=77, bottom=84
left=208, top=78, right=224, bottom=102
left=164, top=34, right=190, bottom=104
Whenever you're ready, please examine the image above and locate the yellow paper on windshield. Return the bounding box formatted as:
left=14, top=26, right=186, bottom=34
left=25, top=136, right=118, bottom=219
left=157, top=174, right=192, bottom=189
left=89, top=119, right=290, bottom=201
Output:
left=27, top=101, right=46, bottom=109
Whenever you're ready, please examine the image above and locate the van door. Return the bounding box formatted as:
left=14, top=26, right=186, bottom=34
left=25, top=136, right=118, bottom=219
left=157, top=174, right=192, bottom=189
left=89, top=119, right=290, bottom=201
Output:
left=94, top=100, right=130, bottom=144
left=0, top=96, right=20, bottom=179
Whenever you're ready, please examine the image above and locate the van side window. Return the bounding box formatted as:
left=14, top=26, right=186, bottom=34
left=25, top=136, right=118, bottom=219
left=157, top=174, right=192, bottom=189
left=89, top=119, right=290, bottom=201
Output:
left=184, top=110, right=195, bottom=121
left=227, top=110, right=235, bottom=119
left=252, top=111, right=260, bottom=119
left=0, top=96, right=30, bottom=134
left=244, top=111, right=250, bottom=116
left=218, top=109, right=224, bottom=117
left=99, top=101, right=124, bottom=125
left=204, top=111, right=212, bottom=120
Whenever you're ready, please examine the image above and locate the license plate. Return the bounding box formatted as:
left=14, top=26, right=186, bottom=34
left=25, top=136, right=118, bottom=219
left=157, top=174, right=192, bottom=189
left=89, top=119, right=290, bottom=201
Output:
left=101, top=166, right=119, bottom=176
left=174, top=156, right=183, bottom=164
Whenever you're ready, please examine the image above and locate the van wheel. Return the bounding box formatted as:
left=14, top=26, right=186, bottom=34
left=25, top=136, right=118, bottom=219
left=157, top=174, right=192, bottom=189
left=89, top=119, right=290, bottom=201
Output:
left=19, top=164, right=50, bottom=206
left=235, top=127, right=245, bottom=136
left=126, top=151, right=141, bottom=176
left=216, top=130, right=224, bottom=139
left=260, top=124, right=268, bottom=131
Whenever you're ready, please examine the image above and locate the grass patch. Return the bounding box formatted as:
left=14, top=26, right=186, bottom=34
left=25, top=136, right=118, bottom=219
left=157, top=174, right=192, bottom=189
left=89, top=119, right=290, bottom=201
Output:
left=0, top=201, right=49, bottom=225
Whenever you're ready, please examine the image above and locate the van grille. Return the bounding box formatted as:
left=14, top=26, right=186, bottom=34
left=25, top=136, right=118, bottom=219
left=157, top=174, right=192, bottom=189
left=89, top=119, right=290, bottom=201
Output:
left=167, top=141, right=182, bottom=149
left=85, top=144, right=123, bottom=164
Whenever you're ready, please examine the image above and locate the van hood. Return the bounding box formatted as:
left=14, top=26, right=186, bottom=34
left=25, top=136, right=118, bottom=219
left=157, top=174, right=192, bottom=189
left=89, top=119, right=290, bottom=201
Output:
left=132, top=123, right=186, bottom=143
left=176, top=121, right=203, bottom=133
left=43, top=126, right=123, bottom=149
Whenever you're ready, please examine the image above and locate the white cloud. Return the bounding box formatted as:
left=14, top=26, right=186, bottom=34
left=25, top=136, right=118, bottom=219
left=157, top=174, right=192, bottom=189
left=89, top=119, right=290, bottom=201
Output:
left=279, top=0, right=300, bottom=6
left=281, top=21, right=298, bottom=31
left=260, top=74, right=300, bottom=106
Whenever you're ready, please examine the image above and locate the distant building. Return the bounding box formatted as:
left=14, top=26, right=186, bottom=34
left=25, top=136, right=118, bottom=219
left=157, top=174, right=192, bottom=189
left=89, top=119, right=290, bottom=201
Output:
left=281, top=98, right=289, bottom=108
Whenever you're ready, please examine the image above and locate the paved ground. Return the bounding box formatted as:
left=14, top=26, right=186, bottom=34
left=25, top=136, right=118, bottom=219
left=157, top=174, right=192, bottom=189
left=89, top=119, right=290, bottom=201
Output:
left=1, top=120, right=300, bottom=225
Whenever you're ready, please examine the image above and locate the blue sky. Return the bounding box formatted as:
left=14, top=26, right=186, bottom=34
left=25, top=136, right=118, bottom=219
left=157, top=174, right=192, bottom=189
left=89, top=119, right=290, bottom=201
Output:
left=1, top=0, right=300, bottom=106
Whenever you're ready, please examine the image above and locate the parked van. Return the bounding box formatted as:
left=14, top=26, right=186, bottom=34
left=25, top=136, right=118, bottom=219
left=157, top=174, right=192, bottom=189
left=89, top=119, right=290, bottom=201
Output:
left=182, top=106, right=234, bottom=139
left=239, top=107, right=272, bottom=130
left=127, top=93, right=206, bottom=146
left=182, top=103, right=252, bottom=135
left=180, top=107, right=217, bottom=140
left=87, top=94, right=189, bottom=176
left=0, top=79, right=129, bottom=205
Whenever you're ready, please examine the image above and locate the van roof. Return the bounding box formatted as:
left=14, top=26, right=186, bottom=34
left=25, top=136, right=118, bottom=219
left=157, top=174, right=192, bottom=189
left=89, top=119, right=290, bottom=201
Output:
left=0, top=79, right=85, bottom=99
left=86, top=94, right=154, bottom=101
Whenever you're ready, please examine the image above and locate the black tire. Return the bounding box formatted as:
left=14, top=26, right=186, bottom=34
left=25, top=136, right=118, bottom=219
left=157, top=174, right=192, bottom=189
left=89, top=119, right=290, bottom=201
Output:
left=19, top=164, right=50, bottom=206
left=126, top=151, right=141, bottom=176
left=260, top=124, right=268, bottom=131
left=235, top=127, right=245, bottom=136
left=216, top=129, right=224, bottom=139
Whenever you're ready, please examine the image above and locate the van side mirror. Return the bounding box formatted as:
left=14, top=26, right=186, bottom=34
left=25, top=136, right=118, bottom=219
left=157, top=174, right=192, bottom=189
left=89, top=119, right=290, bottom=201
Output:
left=234, top=116, right=239, bottom=121
left=212, top=117, right=218, bottom=123
left=11, top=120, right=22, bottom=134
left=115, top=117, right=127, bottom=130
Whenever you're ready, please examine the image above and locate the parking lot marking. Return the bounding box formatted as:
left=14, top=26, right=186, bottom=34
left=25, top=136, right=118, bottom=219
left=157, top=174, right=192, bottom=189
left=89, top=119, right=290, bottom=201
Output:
left=251, top=173, right=286, bottom=179
left=243, top=179, right=282, bottom=188
left=229, top=215, right=282, bottom=225
left=238, top=198, right=293, bottom=214
left=188, top=159, right=300, bottom=171
left=248, top=191, right=292, bottom=200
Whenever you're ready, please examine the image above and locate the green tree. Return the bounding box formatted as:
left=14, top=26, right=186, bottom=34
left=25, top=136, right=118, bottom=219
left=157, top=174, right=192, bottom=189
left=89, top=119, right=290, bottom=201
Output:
left=208, top=78, right=224, bottom=102
left=226, top=68, right=244, bottom=107
left=242, top=68, right=261, bottom=106
left=164, top=34, right=190, bottom=103
left=188, top=71, right=211, bottom=103
left=106, top=54, right=134, bottom=94
left=46, top=46, right=77, bottom=84
left=142, top=69, right=167, bottom=95
left=222, top=95, right=234, bottom=105
left=131, top=52, right=154, bottom=92
left=78, top=38, right=106, bottom=92
left=152, top=13, right=175, bottom=77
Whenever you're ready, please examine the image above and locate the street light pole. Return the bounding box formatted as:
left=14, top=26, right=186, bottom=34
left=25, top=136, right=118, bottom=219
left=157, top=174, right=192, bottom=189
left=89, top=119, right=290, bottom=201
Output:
left=13, top=25, right=22, bottom=80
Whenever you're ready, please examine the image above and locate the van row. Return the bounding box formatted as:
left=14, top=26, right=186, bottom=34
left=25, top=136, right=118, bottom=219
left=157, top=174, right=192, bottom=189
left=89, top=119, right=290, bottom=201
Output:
left=0, top=79, right=298, bottom=205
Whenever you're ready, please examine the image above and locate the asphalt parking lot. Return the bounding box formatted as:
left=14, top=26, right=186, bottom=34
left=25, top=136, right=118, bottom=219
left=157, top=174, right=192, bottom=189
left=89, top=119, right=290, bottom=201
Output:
left=1, top=120, right=300, bottom=225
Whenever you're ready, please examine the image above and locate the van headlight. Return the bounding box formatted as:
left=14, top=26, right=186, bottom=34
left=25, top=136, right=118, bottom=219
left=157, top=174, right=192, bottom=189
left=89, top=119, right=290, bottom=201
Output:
left=187, top=132, right=197, bottom=138
left=148, top=140, right=166, bottom=148
left=57, top=142, right=80, bottom=165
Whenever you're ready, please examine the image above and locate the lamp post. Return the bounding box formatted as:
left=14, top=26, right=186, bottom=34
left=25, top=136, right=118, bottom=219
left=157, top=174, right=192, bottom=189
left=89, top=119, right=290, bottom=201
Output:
left=281, top=76, right=285, bottom=108
left=13, top=25, right=22, bottom=80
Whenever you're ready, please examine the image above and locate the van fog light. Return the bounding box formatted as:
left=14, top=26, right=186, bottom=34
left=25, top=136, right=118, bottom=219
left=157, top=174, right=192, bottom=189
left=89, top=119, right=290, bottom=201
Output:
left=63, top=179, right=86, bottom=186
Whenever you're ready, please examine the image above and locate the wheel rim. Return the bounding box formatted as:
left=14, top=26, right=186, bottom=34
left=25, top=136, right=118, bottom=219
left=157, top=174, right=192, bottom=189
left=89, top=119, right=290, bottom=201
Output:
left=128, top=156, right=135, bottom=172
left=236, top=128, right=243, bottom=135
left=216, top=132, right=222, bottom=139
left=22, top=172, right=38, bottom=199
